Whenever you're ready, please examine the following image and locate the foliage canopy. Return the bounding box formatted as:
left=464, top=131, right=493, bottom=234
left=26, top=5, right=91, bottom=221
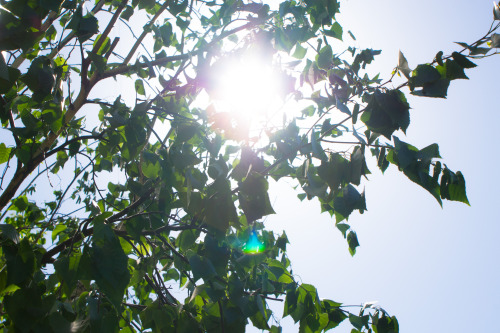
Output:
left=0, top=0, right=499, bottom=331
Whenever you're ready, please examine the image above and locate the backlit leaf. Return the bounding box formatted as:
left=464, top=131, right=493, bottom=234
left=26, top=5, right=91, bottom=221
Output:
left=323, top=22, right=343, bottom=40
left=398, top=51, right=411, bottom=79
left=317, top=45, right=333, bottom=69
left=0, top=143, right=12, bottom=164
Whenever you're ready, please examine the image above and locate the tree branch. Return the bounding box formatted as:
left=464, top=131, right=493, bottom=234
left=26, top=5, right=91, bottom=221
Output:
left=122, top=0, right=171, bottom=66
left=101, top=19, right=261, bottom=79
left=12, top=0, right=107, bottom=68
left=91, top=0, right=127, bottom=56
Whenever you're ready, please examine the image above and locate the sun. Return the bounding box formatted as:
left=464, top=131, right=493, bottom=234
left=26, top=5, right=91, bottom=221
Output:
left=208, top=50, right=288, bottom=120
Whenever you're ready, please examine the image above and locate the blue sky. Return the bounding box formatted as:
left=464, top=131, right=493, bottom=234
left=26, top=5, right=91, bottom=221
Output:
left=256, top=0, right=500, bottom=332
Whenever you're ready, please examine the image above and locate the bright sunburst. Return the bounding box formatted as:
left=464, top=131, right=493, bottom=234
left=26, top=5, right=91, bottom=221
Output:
left=208, top=50, right=288, bottom=120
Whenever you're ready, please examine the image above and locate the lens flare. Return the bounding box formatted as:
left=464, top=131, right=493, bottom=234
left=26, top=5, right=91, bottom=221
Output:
left=242, top=231, right=266, bottom=254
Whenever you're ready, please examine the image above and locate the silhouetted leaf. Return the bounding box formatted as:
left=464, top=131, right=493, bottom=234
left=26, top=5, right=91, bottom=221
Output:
left=67, top=8, right=99, bottom=42
left=239, top=172, right=275, bottom=222
left=452, top=52, right=477, bottom=68
left=361, top=90, right=410, bottom=139
left=334, top=185, right=366, bottom=222
left=494, top=2, right=500, bottom=20
left=491, top=33, right=500, bottom=48
left=90, top=221, right=130, bottom=309
left=409, top=64, right=440, bottom=88
left=0, top=224, right=19, bottom=244
left=21, top=56, right=55, bottom=101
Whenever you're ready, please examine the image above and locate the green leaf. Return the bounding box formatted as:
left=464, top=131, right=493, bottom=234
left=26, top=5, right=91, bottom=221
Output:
left=0, top=224, right=19, bottom=244
left=292, top=43, right=308, bottom=59
left=88, top=53, right=106, bottom=73
left=336, top=96, right=351, bottom=115
left=239, top=172, right=275, bottom=222
left=204, top=178, right=238, bottom=230
left=417, top=143, right=441, bottom=162
left=445, top=59, right=469, bottom=80
left=349, top=313, right=369, bottom=330
left=352, top=103, right=360, bottom=124
left=3, top=287, right=49, bottom=332
left=323, top=22, right=343, bottom=40
left=451, top=52, right=477, bottom=68
left=188, top=253, right=217, bottom=282
left=409, top=64, right=440, bottom=88
left=0, top=143, right=12, bottom=164
left=377, top=147, right=390, bottom=173
left=350, top=146, right=369, bottom=185
left=54, top=254, right=83, bottom=296
left=438, top=59, right=468, bottom=80
left=135, top=79, right=145, bottom=96
left=302, top=162, right=328, bottom=198
left=120, top=5, right=134, bottom=20
left=68, top=141, right=81, bottom=156
left=318, top=153, right=350, bottom=192
left=311, top=129, right=328, bottom=162
left=12, top=195, right=29, bottom=211
left=164, top=268, right=179, bottom=282
left=90, top=220, right=131, bottom=309
left=51, top=224, right=67, bottom=242
left=334, top=185, right=366, bottom=223
left=316, top=45, right=333, bottom=69
left=336, top=223, right=349, bottom=237
left=93, top=34, right=110, bottom=56
left=360, top=90, right=410, bottom=139
left=440, top=168, right=470, bottom=205
left=0, top=53, right=20, bottom=94
left=2, top=238, right=36, bottom=286
left=40, top=0, right=64, bottom=11
left=176, top=122, right=199, bottom=142
left=398, top=51, right=411, bottom=79
left=490, top=33, right=500, bottom=48
left=391, top=137, right=443, bottom=206
left=409, top=63, right=450, bottom=98
left=372, top=314, right=399, bottom=333
left=69, top=9, right=99, bottom=42
left=159, top=22, right=174, bottom=47
left=435, top=51, right=444, bottom=66
left=0, top=8, right=41, bottom=51
left=141, top=301, right=176, bottom=331
left=177, top=229, right=198, bottom=252
left=21, top=56, right=55, bottom=101
left=141, top=151, right=160, bottom=179
left=168, top=0, right=188, bottom=15
left=411, top=78, right=450, bottom=98
left=323, top=306, right=347, bottom=330
left=469, top=46, right=490, bottom=55
left=494, top=2, right=500, bottom=20
left=352, top=126, right=366, bottom=145
left=251, top=295, right=270, bottom=329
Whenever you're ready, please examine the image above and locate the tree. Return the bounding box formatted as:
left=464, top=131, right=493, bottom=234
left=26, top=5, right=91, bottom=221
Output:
left=0, top=0, right=499, bottom=331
